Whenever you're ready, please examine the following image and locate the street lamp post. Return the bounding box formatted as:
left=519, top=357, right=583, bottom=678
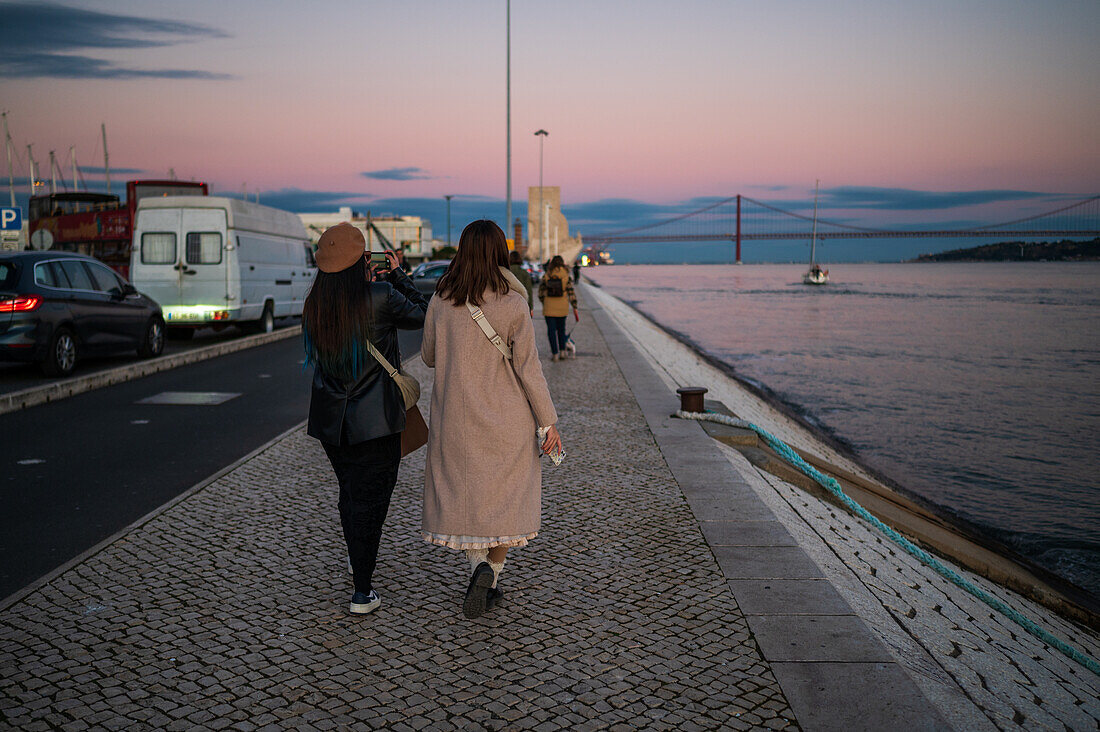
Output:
left=505, top=0, right=512, bottom=235
left=444, top=195, right=453, bottom=248
left=534, top=129, right=548, bottom=258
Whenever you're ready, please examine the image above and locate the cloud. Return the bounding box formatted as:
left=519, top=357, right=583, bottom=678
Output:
left=816, top=187, right=1057, bottom=211
left=0, top=2, right=232, bottom=79
left=237, top=188, right=375, bottom=213
left=361, top=167, right=433, bottom=181
left=78, top=166, right=144, bottom=175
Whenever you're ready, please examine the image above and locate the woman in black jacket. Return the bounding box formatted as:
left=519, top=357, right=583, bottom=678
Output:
left=303, top=222, right=428, bottom=615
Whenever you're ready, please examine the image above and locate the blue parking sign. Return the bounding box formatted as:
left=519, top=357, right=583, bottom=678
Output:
left=1, top=207, right=22, bottom=231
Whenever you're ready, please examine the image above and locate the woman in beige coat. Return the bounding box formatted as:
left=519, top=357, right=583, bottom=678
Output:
left=421, top=220, right=562, bottom=618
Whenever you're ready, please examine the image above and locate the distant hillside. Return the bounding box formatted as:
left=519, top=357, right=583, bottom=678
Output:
left=910, top=238, right=1100, bottom=262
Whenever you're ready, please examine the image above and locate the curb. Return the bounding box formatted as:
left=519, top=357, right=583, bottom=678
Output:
left=0, top=418, right=307, bottom=612
left=0, top=325, right=302, bottom=416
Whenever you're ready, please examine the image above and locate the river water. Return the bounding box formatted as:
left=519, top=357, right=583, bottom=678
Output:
left=584, top=263, right=1100, bottom=599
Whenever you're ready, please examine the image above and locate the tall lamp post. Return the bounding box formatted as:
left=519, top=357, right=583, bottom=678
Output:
left=444, top=194, right=453, bottom=248
left=505, top=0, right=512, bottom=235
left=534, top=129, right=548, bottom=258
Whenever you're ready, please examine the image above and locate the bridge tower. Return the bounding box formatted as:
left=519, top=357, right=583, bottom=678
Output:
left=735, top=194, right=742, bottom=264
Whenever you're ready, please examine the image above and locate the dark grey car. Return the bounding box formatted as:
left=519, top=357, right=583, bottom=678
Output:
left=410, top=260, right=451, bottom=300
left=0, top=251, right=165, bottom=377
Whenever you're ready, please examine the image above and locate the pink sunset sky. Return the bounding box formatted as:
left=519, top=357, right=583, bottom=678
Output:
left=2, top=0, right=1098, bottom=248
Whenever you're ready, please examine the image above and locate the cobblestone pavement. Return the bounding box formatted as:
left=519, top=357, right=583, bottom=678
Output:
left=0, top=297, right=799, bottom=730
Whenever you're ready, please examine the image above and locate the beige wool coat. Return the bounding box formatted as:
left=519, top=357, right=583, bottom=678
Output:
left=421, top=279, right=558, bottom=544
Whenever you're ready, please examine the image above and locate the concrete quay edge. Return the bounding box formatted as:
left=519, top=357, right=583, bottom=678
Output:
left=0, top=325, right=302, bottom=416
left=586, top=286, right=952, bottom=731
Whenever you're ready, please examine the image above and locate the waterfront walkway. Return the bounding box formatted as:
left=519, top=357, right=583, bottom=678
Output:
left=1, top=288, right=947, bottom=730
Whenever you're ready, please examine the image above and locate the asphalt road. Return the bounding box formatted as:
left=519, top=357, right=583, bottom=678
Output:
left=1, top=327, right=423, bottom=600
left=0, top=320, right=302, bottom=396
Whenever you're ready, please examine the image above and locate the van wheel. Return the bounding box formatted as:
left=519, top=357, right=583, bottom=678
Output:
left=42, top=327, right=77, bottom=377
left=245, top=303, right=275, bottom=335
left=138, top=317, right=166, bottom=358
left=166, top=327, right=194, bottom=341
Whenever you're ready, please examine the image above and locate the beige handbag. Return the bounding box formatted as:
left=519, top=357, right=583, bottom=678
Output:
left=365, top=341, right=427, bottom=456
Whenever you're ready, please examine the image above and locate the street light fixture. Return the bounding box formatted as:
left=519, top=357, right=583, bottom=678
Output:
left=534, top=129, right=548, bottom=258
left=444, top=195, right=454, bottom=248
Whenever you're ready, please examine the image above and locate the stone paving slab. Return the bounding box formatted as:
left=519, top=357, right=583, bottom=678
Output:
left=769, top=663, right=952, bottom=732
left=726, top=580, right=852, bottom=616
left=0, top=293, right=800, bottom=730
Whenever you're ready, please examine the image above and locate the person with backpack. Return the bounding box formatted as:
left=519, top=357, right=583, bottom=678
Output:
left=537, top=255, right=577, bottom=362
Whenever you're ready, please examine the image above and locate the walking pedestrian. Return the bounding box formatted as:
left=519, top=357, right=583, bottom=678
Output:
left=537, top=255, right=578, bottom=361
left=421, top=220, right=563, bottom=619
left=509, top=249, right=534, bottom=317
left=572, top=260, right=581, bottom=284
left=303, top=222, right=429, bottom=616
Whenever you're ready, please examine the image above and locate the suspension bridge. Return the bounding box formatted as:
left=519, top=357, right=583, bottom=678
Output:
left=583, top=194, right=1100, bottom=262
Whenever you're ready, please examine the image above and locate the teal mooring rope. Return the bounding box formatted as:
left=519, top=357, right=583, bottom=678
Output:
left=675, top=409, right=1100, bottom=676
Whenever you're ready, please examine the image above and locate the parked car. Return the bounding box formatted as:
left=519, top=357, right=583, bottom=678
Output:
left=524, top=261, right=543, bottom=283
left=410, top=260, right=451, bottom=299
left=0, top=251, right=165, bottom=376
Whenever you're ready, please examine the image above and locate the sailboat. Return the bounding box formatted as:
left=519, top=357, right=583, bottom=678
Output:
left=803, top=180, right=829, bottom=285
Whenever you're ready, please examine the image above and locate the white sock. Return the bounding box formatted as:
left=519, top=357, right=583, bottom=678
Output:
left=465, top=549, right=488, bottom=573
left=488, top=559, right=505, bottom=589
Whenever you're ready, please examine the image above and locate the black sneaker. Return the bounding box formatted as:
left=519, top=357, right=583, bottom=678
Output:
left=463, top=563, right=495, bottom=618
left=350, top=590, right=380, bottom=615
left=486, top=587, right=504, bottom=610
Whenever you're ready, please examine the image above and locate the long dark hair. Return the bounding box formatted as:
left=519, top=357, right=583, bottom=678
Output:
left=302, top=258, right=373, bottom=381
left=435, top=220, right=510, bottom=306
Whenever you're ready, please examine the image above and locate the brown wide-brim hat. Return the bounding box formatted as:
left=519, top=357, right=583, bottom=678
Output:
left=315, top=222, right=366, bottom=273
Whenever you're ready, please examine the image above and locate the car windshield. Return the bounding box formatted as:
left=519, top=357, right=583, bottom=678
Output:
left=0, top=260, right=17, bottom=289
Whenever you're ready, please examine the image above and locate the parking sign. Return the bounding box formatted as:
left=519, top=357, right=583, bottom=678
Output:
left=1, top=207, right=22, bottom=231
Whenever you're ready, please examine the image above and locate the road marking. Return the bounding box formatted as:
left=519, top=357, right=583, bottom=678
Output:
left=137, top=392, right=241, bottom=406
left=131, top=419, right=150, bottom=424
left=258, top=374, right=272, bottom=379
left=17, top=459, right=45, bottom=465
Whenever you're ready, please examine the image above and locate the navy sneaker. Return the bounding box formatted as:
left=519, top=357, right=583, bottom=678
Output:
left=350, top=590, right=380, bottom=615
left=463, top=563, right=495, bottom=619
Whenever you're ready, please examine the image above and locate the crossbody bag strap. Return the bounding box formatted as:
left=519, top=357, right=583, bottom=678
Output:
left=364, top=340, right=399, bottom=376
left=466, top=301, right=512, bottom=360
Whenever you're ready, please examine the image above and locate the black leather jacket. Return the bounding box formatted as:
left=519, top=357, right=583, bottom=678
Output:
left=307, top=268, right=428, bottom=446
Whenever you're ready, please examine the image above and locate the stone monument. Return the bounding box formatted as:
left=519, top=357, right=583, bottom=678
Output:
left=526, top=186, right=582, bottom=264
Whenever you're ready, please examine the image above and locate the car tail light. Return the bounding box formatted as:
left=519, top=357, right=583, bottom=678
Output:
left=0, top=295, right=42, bottom=313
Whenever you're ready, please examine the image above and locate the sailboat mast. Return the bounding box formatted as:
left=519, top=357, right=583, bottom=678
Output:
left=809, top=179, right=819, bottom=265
left=101, top=123, right=110, bottom=196
left=27, top=145, right=36, bottom=195
left=3, top=113, right=15, bottom=207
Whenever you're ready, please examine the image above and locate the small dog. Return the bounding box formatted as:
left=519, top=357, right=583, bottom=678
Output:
left=564, top=337, right=577, bottom=359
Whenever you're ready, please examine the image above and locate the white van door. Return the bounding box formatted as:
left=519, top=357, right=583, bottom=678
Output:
left=133, top=208, right=183, bottom=306
left=180, top=208, right=229, bottom=309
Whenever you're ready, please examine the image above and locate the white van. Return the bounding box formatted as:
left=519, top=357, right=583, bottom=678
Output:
left=131, top=196, right=316, bottom=337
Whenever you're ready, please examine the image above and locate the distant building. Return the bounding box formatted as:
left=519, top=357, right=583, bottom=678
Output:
left=298, top=207, right=433, bottom=262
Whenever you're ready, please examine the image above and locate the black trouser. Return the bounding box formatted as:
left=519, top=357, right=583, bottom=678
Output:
left=322, top=433, right=401, bottom=594
left=545, top=315, right=567, bottom=355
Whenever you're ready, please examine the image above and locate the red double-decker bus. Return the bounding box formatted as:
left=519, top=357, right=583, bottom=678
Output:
left=27, top=179, right=208, bottom=279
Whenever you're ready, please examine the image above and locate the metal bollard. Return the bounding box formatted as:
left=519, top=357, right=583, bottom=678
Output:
left=676, top=386, right=708, bottom=414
